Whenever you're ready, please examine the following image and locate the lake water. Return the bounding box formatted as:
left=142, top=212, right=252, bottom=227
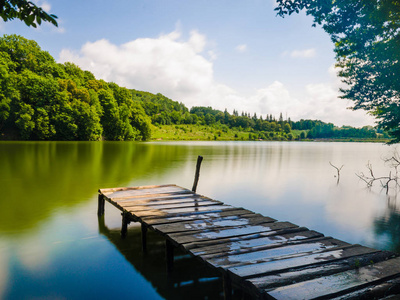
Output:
left=1, top=141, right=399, bottom=299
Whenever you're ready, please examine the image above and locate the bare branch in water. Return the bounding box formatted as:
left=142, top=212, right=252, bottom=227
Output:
left=330, top=162, right=344, bottom=184
left=357, top=152, right=400, bottom=194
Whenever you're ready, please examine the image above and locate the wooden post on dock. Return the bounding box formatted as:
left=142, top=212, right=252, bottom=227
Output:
left=121, top=211, right=129, bottom=238
left=223, top=274, right=232, bottom=300
left=141, top=223, right=148, bottom=253
left=192, top=155, right=203, bottom=193
left=166, top=239, right=174, bottom=273
left=97, top=193, right=105, bottom=216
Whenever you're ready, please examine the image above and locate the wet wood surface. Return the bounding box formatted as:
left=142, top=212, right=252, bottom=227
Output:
left=99, top=184, right=400, bottom=299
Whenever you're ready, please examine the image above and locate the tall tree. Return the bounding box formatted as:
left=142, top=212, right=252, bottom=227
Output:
left=276, top=0, right=400, bottom=142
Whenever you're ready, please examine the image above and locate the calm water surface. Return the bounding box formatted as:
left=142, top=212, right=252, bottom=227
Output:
left=0, top=141, right=399, bottom=299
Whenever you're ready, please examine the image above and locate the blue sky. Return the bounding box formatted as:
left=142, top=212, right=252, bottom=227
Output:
left=2, top=0, right=375, bottom=127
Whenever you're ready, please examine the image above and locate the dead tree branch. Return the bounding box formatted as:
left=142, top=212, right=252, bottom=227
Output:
left=357, top=158, right=400, bottom=194
left=330, top=162, right=344, bottom=184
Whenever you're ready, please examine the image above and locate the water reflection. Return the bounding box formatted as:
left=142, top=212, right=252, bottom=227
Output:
left=98, top=216, right=224, bottom=299
left=0, top=142, right=193, bottom=234
left=1, top=141, right=400, bottom=299
left=374, top=195, right=400, bottom=253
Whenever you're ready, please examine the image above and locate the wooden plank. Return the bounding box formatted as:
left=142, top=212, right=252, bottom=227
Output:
left=247, top=251, right=396, bottom=291
left=330, top=276, right=400, bottom=300
left=206, top=238, right=350, bottom=269
left=134, top=205, right=237, bottom=219
left=193, top=230, right=324, bottom=258
left=267, top=256, right=400, bottom=300
left=115, top=194, right=204, bottom=204
left=120, top=200, right=222, bottom=212
left=107, top=190, right=195, bottom=201
left=99, top=184, right=177, bottom=194
left=164, top=215, right=276, bottom=236
left=227, top=245, right=378, bottom=279
left=183, top=227, right=311, bottom=251
left=170, top=221, right=299, bottom=245
left=143, top=208, right=256, bottom=226
left=152, top=214, right=275, bottom=234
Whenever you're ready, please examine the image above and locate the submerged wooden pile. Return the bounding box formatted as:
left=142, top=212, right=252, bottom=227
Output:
left=98, top=184, right=400, bottom=299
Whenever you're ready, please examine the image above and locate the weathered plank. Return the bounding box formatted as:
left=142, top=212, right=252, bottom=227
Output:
left=194, top=230, right=324, bottom=258
left=143, top=208, right=256, bottom=226
left=170, top=222, right=298, bottom=245
left=121, top=200, right=222, bottom=212
left=330, top=276, right=400, bottom=300
left=267, top=256, right=400, bottom=300
left=115, top=194, right=204, bottom=205
left=108, top=190, right=195, bottom=201
left=183, top=227, right=311, bottom=251
left=135, top=205, right=237, bottom=220
left=246, top=251, right=396, bottom=291
left=228, top=245, right=378, bottom=279
left=206, top=238, right=350, bottom=269
left=151, top=214, right=275, bottom=234
left=99, top=184, right=177, bottom=194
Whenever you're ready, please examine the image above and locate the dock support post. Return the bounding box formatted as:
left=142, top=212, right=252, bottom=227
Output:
left=121, top=211, right=129, bottom=238
left=192, top=155, right=203, bottom=193
left=141, top=223, right=148, bottom=253
left=223, top=274, right=232, bottom=300
left=166, top=239, right=174, bottom=274
left=97, top=194, right=105, bottom=216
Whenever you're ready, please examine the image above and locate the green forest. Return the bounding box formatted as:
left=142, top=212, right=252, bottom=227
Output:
left=0, top=34, right=389, bottom=142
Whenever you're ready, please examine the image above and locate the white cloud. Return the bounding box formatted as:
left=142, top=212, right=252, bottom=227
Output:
left=187, top=30, right=206, bottom=53
left=235, top=44, right=247, bottom=53
left=59, top=29, right=374, bottom=127
left=283, top=48, right=316, bottom=58
left=59, top=29, right=213, bottom=99
left=208, top=50, right=217, bottom=61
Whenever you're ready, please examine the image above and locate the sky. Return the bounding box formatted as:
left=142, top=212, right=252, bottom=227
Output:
left=2, top=0, right=376, bottom=127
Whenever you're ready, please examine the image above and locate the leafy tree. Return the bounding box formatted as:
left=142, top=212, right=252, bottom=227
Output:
left=130, top=102, right=151, bottom=141
left=71, top=100, right=102, bottom=141
left=204, top=113, right=215, bottom=125
left=98, top=89, right=123, bottom=140
left=0, top=0, right=58, bottom=27
left=276, top=0, right=400, bottom=142
left=15, top=102, right=34, bottom=139
left=284, top=123, right=291, bottom=134
left=0, top=52, right=15, bottom=130
left=0, top=35, right=56, bottom=74
left=33, top=107, right=54, bottom=139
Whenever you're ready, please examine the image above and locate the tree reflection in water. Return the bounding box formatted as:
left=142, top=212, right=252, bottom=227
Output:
left=374, top=195, right=400, bottom=253
left=97, top=215, right=227, bottom=300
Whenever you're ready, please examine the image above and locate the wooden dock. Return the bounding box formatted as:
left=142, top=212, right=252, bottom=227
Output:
left=97, top=184, right=400, bottom=299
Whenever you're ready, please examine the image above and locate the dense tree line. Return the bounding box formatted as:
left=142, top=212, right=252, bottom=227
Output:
left=133, top=91, right=384, bottom=140
left=0, top=34, right=387, bottom=142
left=0, top=34, right=151, bottom=141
